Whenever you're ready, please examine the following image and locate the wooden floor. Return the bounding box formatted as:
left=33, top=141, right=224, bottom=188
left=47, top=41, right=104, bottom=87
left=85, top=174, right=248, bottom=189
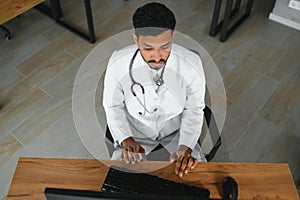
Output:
left=0, top=0, right=299, bottom=199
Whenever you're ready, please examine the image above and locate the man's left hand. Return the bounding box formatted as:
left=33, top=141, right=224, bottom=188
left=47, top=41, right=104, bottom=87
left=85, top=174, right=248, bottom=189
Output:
left=170, top=145, right=198, bottom=177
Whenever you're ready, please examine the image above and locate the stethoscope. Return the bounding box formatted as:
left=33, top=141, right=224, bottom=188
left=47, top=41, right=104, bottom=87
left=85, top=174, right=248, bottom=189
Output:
left=129, top=49, right=166, bottom=115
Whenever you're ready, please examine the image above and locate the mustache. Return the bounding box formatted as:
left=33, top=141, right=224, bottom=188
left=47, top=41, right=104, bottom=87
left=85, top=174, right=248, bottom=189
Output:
left=148, top=59, right=165, bottom=64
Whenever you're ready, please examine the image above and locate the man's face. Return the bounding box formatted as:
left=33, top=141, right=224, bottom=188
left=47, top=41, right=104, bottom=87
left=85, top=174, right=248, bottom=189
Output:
left=133, top=30, right=173, bottom=70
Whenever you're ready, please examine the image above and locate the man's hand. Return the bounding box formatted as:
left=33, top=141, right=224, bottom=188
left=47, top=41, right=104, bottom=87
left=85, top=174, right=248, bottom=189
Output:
left=121, top=137, right=147, bottom=164
left=170, top=145, right=198, bottom=177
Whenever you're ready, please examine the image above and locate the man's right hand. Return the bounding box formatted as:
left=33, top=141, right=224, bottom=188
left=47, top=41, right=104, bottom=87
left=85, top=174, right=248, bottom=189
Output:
left=121, top=137, right=147, bottom=164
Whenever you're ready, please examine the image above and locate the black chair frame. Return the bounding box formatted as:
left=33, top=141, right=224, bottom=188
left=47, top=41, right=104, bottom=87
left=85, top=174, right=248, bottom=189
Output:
left=0, top=25, right=11, bottom=40
left=209, top=0, right=254, bottom=42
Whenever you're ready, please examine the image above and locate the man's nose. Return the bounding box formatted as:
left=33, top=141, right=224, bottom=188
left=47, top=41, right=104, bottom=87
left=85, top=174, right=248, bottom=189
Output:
left=151, top=49, right=162, bottom=61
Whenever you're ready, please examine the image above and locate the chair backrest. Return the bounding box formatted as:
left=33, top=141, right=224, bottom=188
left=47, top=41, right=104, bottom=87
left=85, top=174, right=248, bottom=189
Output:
left=202, top=106, right=221, bottom=161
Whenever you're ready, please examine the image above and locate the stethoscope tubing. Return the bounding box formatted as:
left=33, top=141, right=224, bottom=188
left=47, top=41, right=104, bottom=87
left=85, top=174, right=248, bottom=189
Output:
left=129, top=49, right=144, bottom=97
left=129, top=49, right=163, bottom=115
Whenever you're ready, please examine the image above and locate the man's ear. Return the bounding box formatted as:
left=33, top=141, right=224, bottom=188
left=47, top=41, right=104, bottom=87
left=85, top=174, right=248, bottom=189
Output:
left=171, top=30, right=175, bottom=36
left=171, top=30, right=175, bottom=41
left=132, top=34, right=138, bottom=46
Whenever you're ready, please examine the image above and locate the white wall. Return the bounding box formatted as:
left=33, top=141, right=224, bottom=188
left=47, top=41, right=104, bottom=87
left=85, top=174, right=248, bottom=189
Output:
left=269, top=0, right=300, bottom=30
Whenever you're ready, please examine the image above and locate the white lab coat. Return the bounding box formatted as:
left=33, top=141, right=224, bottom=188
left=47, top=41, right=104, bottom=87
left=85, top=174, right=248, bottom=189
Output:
left=103, top=44, right=206, bottom=161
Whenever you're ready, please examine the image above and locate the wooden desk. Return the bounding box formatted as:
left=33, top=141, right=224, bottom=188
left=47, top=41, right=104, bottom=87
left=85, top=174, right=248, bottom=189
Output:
left=0, top=0, right=45, bottom=25
left=0, top=0, right=95, bottom=43
left=6, top=157, right=299, bottom=200
left=35, top=0, right=96, bottom=43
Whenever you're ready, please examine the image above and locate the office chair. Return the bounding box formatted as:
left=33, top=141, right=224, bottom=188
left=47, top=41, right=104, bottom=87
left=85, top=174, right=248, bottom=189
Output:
left=0, top=25, right=11, bottom=40
left=104, top=105, right=221, bottom=162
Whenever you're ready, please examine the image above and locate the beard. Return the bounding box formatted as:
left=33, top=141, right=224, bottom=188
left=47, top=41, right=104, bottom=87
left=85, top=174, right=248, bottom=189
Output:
left=139, top=49, right=170, bottom=70
left=147, top=59, right=166, bottom=69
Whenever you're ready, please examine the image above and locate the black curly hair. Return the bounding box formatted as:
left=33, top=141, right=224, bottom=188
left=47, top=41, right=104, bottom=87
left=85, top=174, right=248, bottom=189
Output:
left=132, top=2, right=176, bottom=36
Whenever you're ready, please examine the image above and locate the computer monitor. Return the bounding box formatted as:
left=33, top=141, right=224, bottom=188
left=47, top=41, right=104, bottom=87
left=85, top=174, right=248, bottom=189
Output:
left=45, top=188, right=209, bottom=200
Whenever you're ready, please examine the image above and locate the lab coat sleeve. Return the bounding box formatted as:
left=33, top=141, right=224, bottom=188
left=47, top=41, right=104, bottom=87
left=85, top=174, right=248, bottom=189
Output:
left=178, top=62, right=206, bottom=150
left=103, top=52, right=133, bottom=145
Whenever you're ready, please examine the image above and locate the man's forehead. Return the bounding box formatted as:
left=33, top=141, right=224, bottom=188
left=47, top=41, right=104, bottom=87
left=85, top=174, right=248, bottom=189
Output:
left=137, top=31, right=173, bottom=45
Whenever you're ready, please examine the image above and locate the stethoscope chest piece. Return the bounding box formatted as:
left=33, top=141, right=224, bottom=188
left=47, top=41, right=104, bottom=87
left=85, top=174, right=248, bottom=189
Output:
left=155, top=77, right=164, bottom=86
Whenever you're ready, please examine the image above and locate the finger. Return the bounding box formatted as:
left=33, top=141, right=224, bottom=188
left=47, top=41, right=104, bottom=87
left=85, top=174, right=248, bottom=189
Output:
left=169, top=152, right=177, bottom=163
left=136, top=145, right=146, bottom=162
left=128, top=151, right=136, bottom=164
left=191, top=159, right=198, bottom=169
left=141, top=153, right=147, bottom=161
left=133, top=151, right=141, bottom=162
left=134, top=145, right=140, bottom=153
left=184, top=157, right=194, bottom=174
left=134, top=146, right=141, bottom=161
left=175, top=150, right=182, bottom=158
left=133, top=152, right=141, bottom=164
left=132, top=152, right=139, bottom=164
left=178, top=155, right=189, bottom=177
left=122, top=151, right=130, bottom=164
left=175, top=154, right=184, bottom=175
left=136, top=152, right=146, bottom=162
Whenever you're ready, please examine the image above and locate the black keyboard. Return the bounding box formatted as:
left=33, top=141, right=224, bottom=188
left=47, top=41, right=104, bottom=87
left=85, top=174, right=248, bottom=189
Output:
left=101, top=166, right=210, bottom=198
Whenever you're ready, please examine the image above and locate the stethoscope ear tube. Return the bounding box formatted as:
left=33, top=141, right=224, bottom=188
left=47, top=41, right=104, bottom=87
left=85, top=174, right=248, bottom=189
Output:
left=129, top=49, right=145, bottom=97
left=129, top=49, right=140, bottom=87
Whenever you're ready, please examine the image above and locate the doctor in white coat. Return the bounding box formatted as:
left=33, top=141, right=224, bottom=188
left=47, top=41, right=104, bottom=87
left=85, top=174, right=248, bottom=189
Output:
left=103, top=2, right=206, bottom=177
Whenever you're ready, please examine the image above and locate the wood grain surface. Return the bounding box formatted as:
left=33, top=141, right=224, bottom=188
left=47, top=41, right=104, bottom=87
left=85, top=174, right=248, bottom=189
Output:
left=6, top=157, right=299, bottom=200
left=0, top=0, right=45, bottom=25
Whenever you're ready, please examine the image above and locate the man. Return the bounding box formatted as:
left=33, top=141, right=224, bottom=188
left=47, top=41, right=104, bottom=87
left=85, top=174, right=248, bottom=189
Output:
left=103, top=2, right=206, bottom=177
